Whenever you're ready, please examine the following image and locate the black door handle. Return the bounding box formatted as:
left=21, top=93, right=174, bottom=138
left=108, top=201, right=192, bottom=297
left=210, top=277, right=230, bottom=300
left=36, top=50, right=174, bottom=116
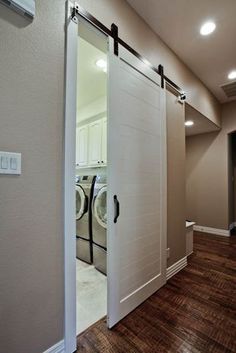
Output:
left=114, top=195, right=120, bottom=223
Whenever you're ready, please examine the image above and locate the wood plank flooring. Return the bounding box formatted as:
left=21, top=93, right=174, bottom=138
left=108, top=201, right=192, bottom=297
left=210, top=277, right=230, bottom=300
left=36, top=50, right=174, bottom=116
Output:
left=76, top=232, right=236, bottom=353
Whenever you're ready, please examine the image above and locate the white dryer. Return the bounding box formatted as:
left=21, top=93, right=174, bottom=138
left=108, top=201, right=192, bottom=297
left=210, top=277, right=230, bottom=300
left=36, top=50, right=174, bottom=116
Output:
left=92, top=175, right=107, bottom=275
left=76, top=175, right=96, bottom=264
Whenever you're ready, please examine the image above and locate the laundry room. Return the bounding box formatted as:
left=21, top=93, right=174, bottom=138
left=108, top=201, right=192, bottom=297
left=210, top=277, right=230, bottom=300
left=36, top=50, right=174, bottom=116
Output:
left=75, top=24, right=108, bottom=335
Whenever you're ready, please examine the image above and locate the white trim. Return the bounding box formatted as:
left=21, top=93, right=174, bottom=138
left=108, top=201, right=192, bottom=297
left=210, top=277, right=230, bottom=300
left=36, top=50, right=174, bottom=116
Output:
left=186, top=221, right=195, bottom=228
left=64, top=2, right=77, bottom=353
left=43, top=340, right=65, bottom=353
left=167, top=256, right=187, bottom=280
left=193, top=225, right=230, bottom=237
left=229, top=222, right=236, bottom=230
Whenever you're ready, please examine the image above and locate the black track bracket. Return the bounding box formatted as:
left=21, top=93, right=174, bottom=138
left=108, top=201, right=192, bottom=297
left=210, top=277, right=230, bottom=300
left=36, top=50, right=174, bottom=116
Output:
left=158, top=64, right=164, bottom=89
left=111, top=23, right=119, bottom=56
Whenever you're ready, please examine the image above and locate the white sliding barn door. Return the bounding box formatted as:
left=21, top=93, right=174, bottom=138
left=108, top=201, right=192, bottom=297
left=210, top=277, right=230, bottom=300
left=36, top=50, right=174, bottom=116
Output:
left=107, top=41, right=167, bottom=328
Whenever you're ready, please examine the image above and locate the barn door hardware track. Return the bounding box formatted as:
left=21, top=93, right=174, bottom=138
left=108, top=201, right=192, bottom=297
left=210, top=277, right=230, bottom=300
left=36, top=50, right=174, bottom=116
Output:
left=71, top=3, right=184, bottom=95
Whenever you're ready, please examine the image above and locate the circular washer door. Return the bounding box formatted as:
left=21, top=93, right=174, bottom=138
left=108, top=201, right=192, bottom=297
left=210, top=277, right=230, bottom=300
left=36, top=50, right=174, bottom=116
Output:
left=75, top=185, right=86, bottom=220
left=94, top=186, right=107, bottom=228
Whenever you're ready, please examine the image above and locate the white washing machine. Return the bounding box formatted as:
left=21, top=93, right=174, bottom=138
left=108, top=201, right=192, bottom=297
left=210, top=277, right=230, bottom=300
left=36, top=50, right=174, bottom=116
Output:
left=92, top=175, right=107, bottom=275
left=76, top=175, right=96, bottom=264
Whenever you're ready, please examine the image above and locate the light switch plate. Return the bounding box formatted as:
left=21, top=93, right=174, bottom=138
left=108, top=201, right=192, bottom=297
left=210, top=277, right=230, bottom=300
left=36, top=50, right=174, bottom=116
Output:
left=0, top=0, right=35, bottom=19
left=0, top=151, right=21, bottom=175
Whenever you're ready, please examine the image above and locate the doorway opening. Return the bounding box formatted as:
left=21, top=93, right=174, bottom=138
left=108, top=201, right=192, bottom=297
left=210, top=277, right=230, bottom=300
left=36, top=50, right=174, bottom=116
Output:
left=228, top=131, right=236, bottom=235
left=75, top=23, right=108, bottom=335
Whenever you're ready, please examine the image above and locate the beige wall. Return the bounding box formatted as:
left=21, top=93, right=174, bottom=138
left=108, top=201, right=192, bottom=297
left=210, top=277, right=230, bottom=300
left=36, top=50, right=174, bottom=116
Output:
left=0, top=0, right=223, bottom=352
left=0, top=2, right=65, bottom=353
left=79, top=0, right=221, bottom=127
left=166, top=91, right=186, bottom=267
left=186, top=101, right=236, bottom=230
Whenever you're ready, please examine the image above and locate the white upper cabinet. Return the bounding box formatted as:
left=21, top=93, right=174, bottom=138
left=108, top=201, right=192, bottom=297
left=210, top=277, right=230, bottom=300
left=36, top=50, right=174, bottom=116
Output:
left=88, top=119, right=102, bottom=166
left=76, top=125, right=88, bottom=167
left=76, top=117, right=107, bottom=168
left=101, top=117, right=107, bottom=165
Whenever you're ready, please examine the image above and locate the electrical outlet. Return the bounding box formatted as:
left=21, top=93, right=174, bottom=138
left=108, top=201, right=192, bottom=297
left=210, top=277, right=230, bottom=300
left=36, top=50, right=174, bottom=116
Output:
left=166, top=248, right=170, bottom=259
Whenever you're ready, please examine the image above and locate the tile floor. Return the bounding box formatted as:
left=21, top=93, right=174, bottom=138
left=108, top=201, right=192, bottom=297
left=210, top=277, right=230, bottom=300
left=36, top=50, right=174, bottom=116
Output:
left=76, top=259, right=107, bottom=335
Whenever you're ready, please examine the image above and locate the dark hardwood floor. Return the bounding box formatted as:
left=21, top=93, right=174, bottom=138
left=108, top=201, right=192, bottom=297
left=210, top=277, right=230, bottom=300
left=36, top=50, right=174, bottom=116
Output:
left=76, top=232, right=236, bottom=353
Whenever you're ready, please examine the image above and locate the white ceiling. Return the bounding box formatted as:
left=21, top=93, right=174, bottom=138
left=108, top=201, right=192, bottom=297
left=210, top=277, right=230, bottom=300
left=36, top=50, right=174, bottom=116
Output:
left=126, top=0, right=236, bottom=103
left=185, top=104, right=220, bottom=136
left=77, top=37, right=107, bottom=109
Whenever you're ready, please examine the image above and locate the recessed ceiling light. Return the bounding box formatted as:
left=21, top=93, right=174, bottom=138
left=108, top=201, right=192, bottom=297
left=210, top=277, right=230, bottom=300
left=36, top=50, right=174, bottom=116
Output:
left=185, top=120, right=194, bottom=127
left=96, top=59, right=107, bottom=69
left=228, top=70, right=236, bottom=80
left=200, top=21, right=216, bottom=36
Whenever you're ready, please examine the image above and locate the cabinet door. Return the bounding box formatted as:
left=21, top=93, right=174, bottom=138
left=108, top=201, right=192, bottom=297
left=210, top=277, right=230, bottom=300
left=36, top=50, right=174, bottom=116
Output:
left=76, top=125, right=88, bottom=167
left=88, top=120, right=102, bottom=166
left=101, top=118, right=107, bottom=165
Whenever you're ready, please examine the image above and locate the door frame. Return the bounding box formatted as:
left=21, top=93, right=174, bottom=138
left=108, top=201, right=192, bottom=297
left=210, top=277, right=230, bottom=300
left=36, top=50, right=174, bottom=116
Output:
left=64, top=2, right=167, bottom=351
left=64, top=3, right=110, bottom=352
left=228, top=131, right=236, bottom=233
left=64, top=2, right=77, bottom=353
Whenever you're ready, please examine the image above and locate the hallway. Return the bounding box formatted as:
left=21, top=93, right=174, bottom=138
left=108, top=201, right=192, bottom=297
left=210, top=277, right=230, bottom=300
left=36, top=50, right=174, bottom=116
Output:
left=77, top=232, right=236, bottom=353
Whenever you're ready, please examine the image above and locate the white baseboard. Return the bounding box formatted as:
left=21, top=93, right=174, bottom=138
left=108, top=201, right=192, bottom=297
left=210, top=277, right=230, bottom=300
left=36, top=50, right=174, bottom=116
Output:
left=167, top=256, right=187, bottom=280
left=43, top=340, right=65, bottom=353
left=193, top=225, right=230, bottom=237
